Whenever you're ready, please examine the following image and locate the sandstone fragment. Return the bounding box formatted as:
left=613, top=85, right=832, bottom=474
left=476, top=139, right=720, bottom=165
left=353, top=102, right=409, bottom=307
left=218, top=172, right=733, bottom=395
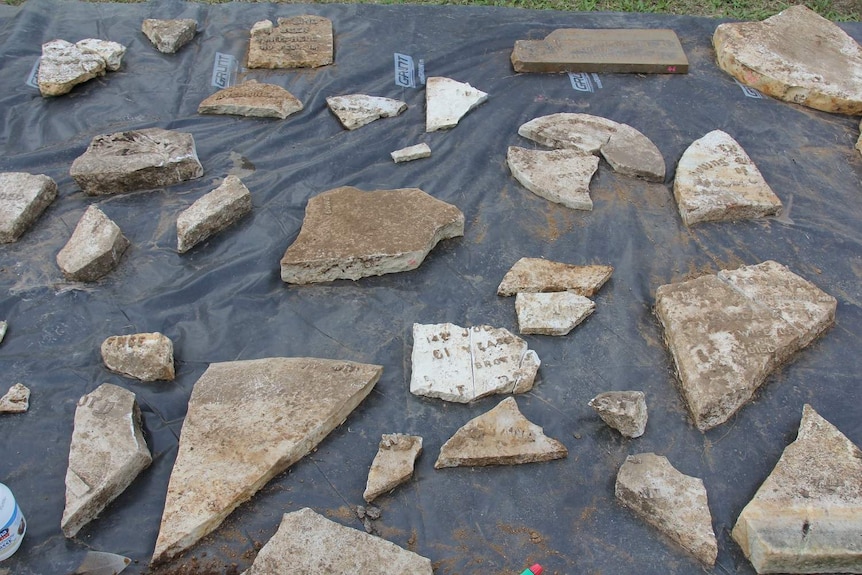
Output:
left=0, top=384, right=30, bottom=414
left=38, top=39, right=125, bottom=97
left=248, top=16, right=333, bottom=69
left=391, top=143, right=431, bottom=163
left=425, top=77, right=488, bottom=132
left=56, top=206, right=129, bottom=282
left=363, top=434, right=423, bottom=503
left=0, top=172, right=58, bottom=243
left=507, top=146, right=599, bottom=210
left=515, top=292, right=595, bottom=336
left=177, top=175, right=252, bottom=253
left=498, top=258, right=613, bottom=297
left=198, top=80, right=303, bottom=119
left=588, top=391, right=647, bottom=437
left=326, top=95, right=407, bottom=130
left=101, top=332, right=175, bottom=382
left=142, top=19, right=197, bottom=54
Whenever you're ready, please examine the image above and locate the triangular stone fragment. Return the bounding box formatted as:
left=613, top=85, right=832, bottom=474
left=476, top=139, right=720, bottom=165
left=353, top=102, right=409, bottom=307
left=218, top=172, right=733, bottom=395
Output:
left=177, top=175, right=252, bottom=253
left=0, top=172, right=58, bottom=243
left=326, top=95, right=407, bottom=130
left=507, top=146, right=599, bottom=211
left=655, top=261, right=835, bottom=431
left=0, top=384, right=30, bottom=414
left=615, top=453, right=717, bottom=565
left=674, top=130, right=782, bottom=226
left=497, top=258, right=613, bottom=297
left=247, top=16, right=333, bottom=69
left=713, top=5, right=862, bottom=115
left=198, top=80, right=303, bottom=120
left=240, top=508, right=433, bottom=575
left=101, top=332, right=175, bottom=382
left=280, top=186, right=464, bottom=284
left=56, top=205, right=130, bottom=282
left=363, top=434, right=423, bottom=503
left=38, top=39, right=125, bottom=97
left=732, top=405, right=862, bottom=574
left=142, top=19, right=197, bottom=54
left=435, top=397, right=567, bottom=468
left=152, top=358, right=382, bottom=564
left=425, top=77, right=488, bottom=132
left=61, top=383, right=152, bottom=537
left=515, top=292, right=595, bottom=336
left=589, top=390, right=647, bottom=438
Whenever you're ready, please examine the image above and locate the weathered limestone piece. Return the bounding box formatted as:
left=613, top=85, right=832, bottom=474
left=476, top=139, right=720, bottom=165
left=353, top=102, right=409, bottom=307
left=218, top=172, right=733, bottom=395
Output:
left=507, top=146, right=599, bottom=211
left=515, top=292, right=595, bottom=336
left=410, top=323, right=541, bottom=403
left=56, top=206, right=129, bottom=282
left=0, top=172, right=58, bottom=243
left=142, top=19, right=197, bottom=54
left=435, top=397, right=567, bottom=468
left=70, top=128, right=203, bottom=196
left=589, top=391, right=648, bottom=438
left=713, top=5, right=862, bottom=115
left=733, top=405, right=862, bottom=574
left=198, top=80, right=303, bottom=119
left=152, top=358, right=382, bottom=564
left=75, top=39, right=125, bottom=72
left=655, top=261, right=836, bottom=431
left=0, top=384, right=30, bottom=414
left=391, top=143, right=431, bottom=163
left=247, top=16, right=334, bottom=69
left=280, top=186, right=464, bottom=284
left=326, top=95, right=407, bottom=130
left=61, top=383, right=152, bottom=538
left=425, top=77, right=488, bottom=132
left=241, top=508, right=433, bottom=575
left=38, top=39, right=125, bottom=97
left=498, top=258, right=613, bottom=297
left=616, top=453, right=717, bottom=564
left=363, top=434, right=423, bottom=503
left=176, top=175, right=252, bottom=253
left=101, top=333, right=175, bottom=382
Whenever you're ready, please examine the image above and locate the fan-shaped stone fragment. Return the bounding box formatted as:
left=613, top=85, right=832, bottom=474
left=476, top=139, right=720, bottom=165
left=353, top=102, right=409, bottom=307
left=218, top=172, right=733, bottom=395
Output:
left=152, top=358, right=382, bottom=564
left=391, top=143, right=431, bottom=163
left=198, top=80, right=303, bottom=119
left=0, top=384, right=30, bottom=414
left=142, top=19, right=197, bottom=54
left=616, top=453, right=717, bottom=565
left=589, top=390, right=647, bottom=438
left=177, top=175, right=252, bottom=253
left=61, top=383, right=151, bottom=538
left=326, top=95, right=407, bottom=130
left=0, top=172, right=58, bottom=243
left=515, top=292, right=595, bottom=336
left=713, top=5, right=862, bottom=115
left=280, top=186, right=464, bottom=284
left=498, top=258, right=613, bottom=297
left=247, top=16, right=333, bottom=69
left=732, top=405, right=862, bottom=574
left=101, top=332, right=175, bottom=382
left=425, top=77, right=488, bottom=132
left=507, top=146, right=599, bottom=211
left=363, top=434, right=423, bottom=503
left=38, top=40, right=106, bottom=97
left=56, top=206, right=129, bottom=282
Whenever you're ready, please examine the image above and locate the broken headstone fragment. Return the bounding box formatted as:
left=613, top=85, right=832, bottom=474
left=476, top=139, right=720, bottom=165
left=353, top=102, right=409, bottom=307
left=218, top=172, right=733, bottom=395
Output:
left=515, top=292, right=595, bottom=336
left=391, top=143, right=431, bottom=163
left=198, top=80, right=303, bottom=120
left=589, top=391, right=647, bottom=438
left=101, top=332, right=175, bottom=382
left=363, top=434, right=423, bottom=503
left=507, top=146, right=599, bottom=211
left=61, top=383, right=152, bottom=538
left=141, top=19, right=197, bottom=54
left=176, top=175, right=252, bottom=253
left=326, top=95, right=407, bottom=130
left=425, top=76, right=488, bottom=132
left=280, top=186, right=464, bottom=284
left=0, top=384, right=30, bottom=414
left=38, top=39, right=126, bottom=97
left=56, top=205, right=129, bottom=282
left=0, top=172, right=58, bottom=243
left=498, top=258, right=613, bottom=297
left=410, top=322, right=541, bottom=403
left=247, top=16, right=334, bottom=69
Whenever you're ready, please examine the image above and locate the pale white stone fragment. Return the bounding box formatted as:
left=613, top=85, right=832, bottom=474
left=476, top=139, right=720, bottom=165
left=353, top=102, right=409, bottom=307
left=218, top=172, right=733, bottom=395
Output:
left=0, top=172, right=57, bottom=243
left=588, top=390, right=647, bottom=437
left=56, top=206, right=129, bottom=282
left=101, top=332, right=175, bottom=382
left=142, top=19, right=197, bottom=54
left=38, top=39, right=106, bottom=97
left=515, top=292, right=595, bottom=335
left=0, top=384, right=30, bottom=414
left=363, top=434, right=423, bottom=503
left=177, top=175, right=252, bottom=253
left=425, top=77, right=488, bottom=132
left=326, top=94, right=407, bottom=130
left=507, top=146, right=599, bottom=211
left=75, top=39, right=126, bottom=72
left=391, top=143, right=431, bottom=163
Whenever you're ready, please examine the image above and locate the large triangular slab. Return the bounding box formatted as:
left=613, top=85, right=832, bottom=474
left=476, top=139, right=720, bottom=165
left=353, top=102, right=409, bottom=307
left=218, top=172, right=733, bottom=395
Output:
left=425, top=77, right=488, bottom=132
left=497, top=258, right=613, bottom=297
left=326, top=94, right=407, bottom=130
left=507, top=146, right=599, bottom=211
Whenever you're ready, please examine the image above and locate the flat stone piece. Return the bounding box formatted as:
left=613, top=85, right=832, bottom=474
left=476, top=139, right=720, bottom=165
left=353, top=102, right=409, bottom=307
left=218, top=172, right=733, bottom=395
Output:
left=507, top=146, right=599, bottom=211
left=70, top=128, right=204, bottom=196
left=616, top=453, right=717, bottom=564
left=152, top=358, right=382, bottom=564
left=38, top=39, right=106, bottom=97
left=410, top=323, right=541, bottom=403
left=101, top=332, right=175, bottom=382
left=247, top=16, right=333, bottom=69
left=498, top=258, right=613, bottom=297
left=177, top=175, right=252, bottom=253
left=589, top=390, right=647, bottom=438
left=75, top=39, right=126, bottom=72
left=0, top=172, right=58, bottom=243
left=434, top=397, right=567, bottom=468
left=655, top=261, right=835, bottom=431
left=61, top=383, right=152, bottom=538
left=56, top=206, right=129, bottom=282
left=713, top=5, right=862, bottom=115
left=198, top=80, right=303, bottom=120
left=363, top=434, right=423, bottom=503
left=326, top=94, right=407, bottom=130
left=0, top=384, right=30, bottom=414
left=674, top=130, right=782, bottom=226
left=515, top=292, right=595, bottom=336
left=142, top=18, right=197, bottom=54
left=512, top=28, right=689, bottom=74
left=391, top=143, right=431, bottom=163
left=241, top=508, right=433, bottom=575
left=425, top=76, right=488, bottom=132
left=280, top=186, right=464, bottom=284
left=732, top=405, right=862, bottom=574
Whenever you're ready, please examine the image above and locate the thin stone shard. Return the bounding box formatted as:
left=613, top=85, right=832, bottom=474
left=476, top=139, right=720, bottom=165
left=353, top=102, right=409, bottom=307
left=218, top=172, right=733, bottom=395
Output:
left=391, top=143, right=431, bottom=163
left=515, top=292, right=595, bottom=336
left=247, top=16, right=333, bottom=69
left=198, top=80, right=303, bottom=120
left=177, top=175, right=252, bottom=253
left=56, top=206, right=129, bottom=282
left=363, top=434, right=423, bottom=503
left=326, top=95, right=407, bottom=130
left=101, top=332, right=175, bottom=382
left=0, top=172, right=58, bottom=243
left=498, top=258, right=613, bottom=297
left=589, top=390, right=647, bottom=438
left=0, top=384, right=30, bottom=414
left=142, top=19, right=197, bottom=54
left=507, top=146, right=599, bottom=211
left=0, top=321, right=6, bottom=344
left=425, top=77, right=488, bottom=132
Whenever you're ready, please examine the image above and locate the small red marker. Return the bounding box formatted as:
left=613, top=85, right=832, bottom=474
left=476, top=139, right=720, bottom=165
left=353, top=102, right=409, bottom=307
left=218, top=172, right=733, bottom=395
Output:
left=519, top=564, right=543, bottom=575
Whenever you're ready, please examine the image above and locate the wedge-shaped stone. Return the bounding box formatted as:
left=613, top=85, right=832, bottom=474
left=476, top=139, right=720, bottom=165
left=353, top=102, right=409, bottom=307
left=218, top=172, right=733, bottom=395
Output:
left=247, top=16, right=333, bottom=69
left=674, top=130, right=781, bottom=226
left=733, top=405, right=862, bottom=574
left=152, top=358, right=382, bottom=564
left=101, top=332, right=175, bottom=382
left=507, top=146, right=599, bottom=211
left=0, top=172, right=58, bottom=243
left=38, top=39, right=125, bottom=97
left=425, top=77, right=488, bottom=132
left=280, top=186, right=464, bottom=284
left=177, top=175, right=252, bottom=253
left=326, top=95, right=407, bottom=130
left=589, top=390, right=647, bottom=438
left=713, top=5, right=862, bottom=115
left=198, top=80, right=303, bottom=120
left=0, top=384, right=30, bottom=414
left=435, top=397, right=567, bottom=468
left=61, top=383, right=151, bottom=537
left=655, top=261, right=835, bottom=431
left=242, top=507, right=433, bottom=575
left=515, top=292, right=595, bottom=336
left=411, top=323, right=540, bottom=403
left=616, top=453, right=717, bottom=564
left=56, top=206, right=129, bottom=282
left=142, top=19, right=197, bottom=54
left=364, top=434, right=423, bottom=503
left=391, top=143, right=431, bottom=163
left=498, top=258, right=613, bottom=297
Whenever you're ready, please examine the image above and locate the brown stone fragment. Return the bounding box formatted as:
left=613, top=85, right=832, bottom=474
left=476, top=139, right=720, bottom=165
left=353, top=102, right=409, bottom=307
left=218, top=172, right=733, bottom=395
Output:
left=0, top=172, right=57, bottom=243
left=198, top=80, right=303, bottom=119
left=497, top=257, right=613, bottom=297
left=56, top=206, right=129, bottom=282
left=101, top=332, right=175, bottom=382
left=363, top=434, right=423, bottom=503
left=589, top=391, right=648, bottom=438
left=177, top=175, right=252, bottom=253
left=247, top=16, right=333, bottom=69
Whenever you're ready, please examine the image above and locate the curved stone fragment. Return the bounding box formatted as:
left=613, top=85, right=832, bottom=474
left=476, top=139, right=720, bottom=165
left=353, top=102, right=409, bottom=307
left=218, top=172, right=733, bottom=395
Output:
left=425, top=77, right=488, bottom=132
left=248, top=16, right=333, bottom=69
left=198, top=80, right=303, bottom=119
left=363, top=434, right=423, bottom=503
left=732, top=405, right=862, bottom=574
left=101, top=332, right=175, bottom=382
left=326, top=95, right=407, bottom=130
left=177, top=175, right=252, bottom=253
left=0, top=172, right=58, bottom=243
left=713, top=5, right=862, bottom=115
left=515, top=292, right=595, bottom=336
left=142, top=19, right=197, bottom=54
left=507, top=146, right=599, bottom=211
left=56, top=205, right=129, bottom=282
left=497, top=258, right=613, bottom=297
left=152, top=358, right=382, bottom=564
left=280, top=186, right=464, bottom=284
left=589, top=390, right=647, bottom=438
left=0, top=384, right=30, bottom=414
left=38, top=40, right=106, bottom=97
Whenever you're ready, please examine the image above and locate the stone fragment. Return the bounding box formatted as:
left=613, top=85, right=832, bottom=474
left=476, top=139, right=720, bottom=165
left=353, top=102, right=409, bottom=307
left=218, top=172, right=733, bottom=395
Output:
left=0, top=384, right=30, bottom=414
left=616, top=453, right=717, bottom=564
left=280, top=186, right=464, bottom=284
left=425, top=77, right=488, bottom=132
left=0, top=172, right=58, bottom=243
left=141, top=18, right=197, bottom=54
left=101, top=332, right=175, bottom=382
left=326, top=95, right=407, bottom=130
left=507, top=146, right=599, bottom=211
left=37, top=39, right=125, bottom=97
left=363, top=434, right=423, bottom=503
left=732, top=405, right=862, bottom=574
left=176, top=175, right=252, bottom=253
left=391, top=143, right=431, bottom=163
left=0, top=321, right=6, bottom=344
left=247, top=16, right=333, bottom=69
left=435, top=397, right=567, bottom=468
left=857, top=120, right=861, bottom=156
left=198, top=80, right=303, bottom=120
left=410, top=323, right=541, bottom=403
left=588, top=391, right=647, bottom=438
left=56, top=206, right=129, bottom=282
left=655, top=261, right=835, bottom=431
left=241, top=507, right=433, bottom=575
left=70, top=128, right=204, bottom=196
left=515, top=292, right=595, bottom=336
left=713, top=5, right=862, bottom=115
left=75, top=39, right=126, bottom=72
left=61, top=383, right=152, bottom=537
left=152, top=358, right=382, bottom=564
left=498, top=258, right=613, bottom=297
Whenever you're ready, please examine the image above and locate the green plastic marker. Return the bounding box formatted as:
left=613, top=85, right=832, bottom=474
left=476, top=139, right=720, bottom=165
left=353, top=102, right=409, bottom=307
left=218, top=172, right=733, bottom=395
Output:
left=520, top=564, right=543, bottom=575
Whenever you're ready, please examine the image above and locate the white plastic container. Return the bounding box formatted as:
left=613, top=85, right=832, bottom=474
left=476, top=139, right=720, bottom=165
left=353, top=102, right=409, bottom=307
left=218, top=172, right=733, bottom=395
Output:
left=0, top=483, right=25, bottom=561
